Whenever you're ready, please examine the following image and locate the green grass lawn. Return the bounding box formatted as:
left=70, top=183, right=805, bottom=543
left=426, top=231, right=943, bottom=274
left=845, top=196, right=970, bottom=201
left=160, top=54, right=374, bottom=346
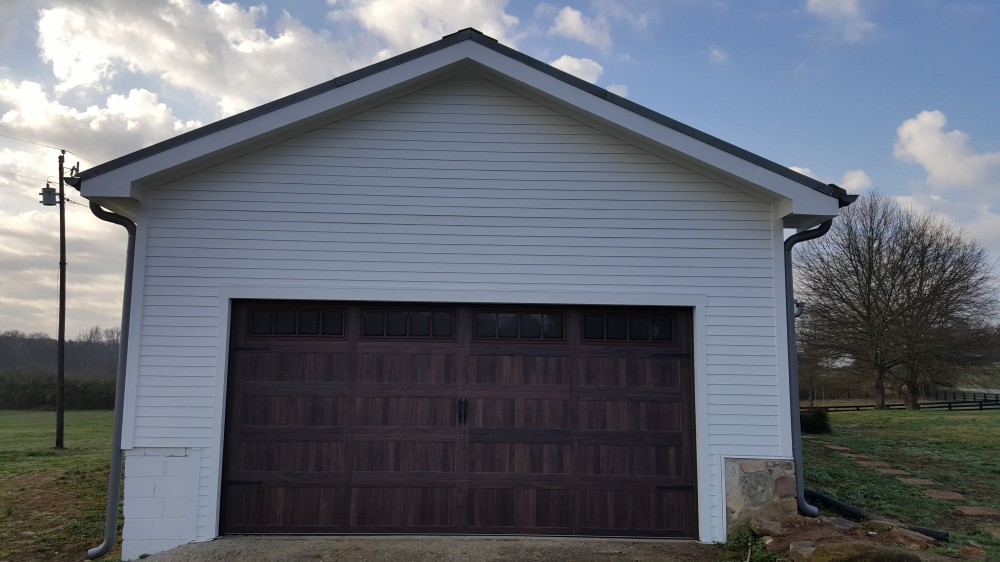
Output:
left=0, top=410, right=122, bottom=562
left=804, top=410, right=1000, bottom=559
left=4, top=409, right=999, bottom=561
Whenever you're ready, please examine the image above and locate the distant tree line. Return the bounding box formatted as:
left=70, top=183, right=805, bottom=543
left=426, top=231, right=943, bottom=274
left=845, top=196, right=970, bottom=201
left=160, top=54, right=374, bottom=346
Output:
left=0, top=326, right=120, bottom=377
left=0, top=326, right=120, bottom=409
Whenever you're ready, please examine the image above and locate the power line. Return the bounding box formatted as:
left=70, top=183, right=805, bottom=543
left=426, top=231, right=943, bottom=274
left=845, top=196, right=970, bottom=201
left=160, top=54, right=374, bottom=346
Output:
left=0, top=132, right=97, bottom=164
left=0, top=169, right=51, bottom=183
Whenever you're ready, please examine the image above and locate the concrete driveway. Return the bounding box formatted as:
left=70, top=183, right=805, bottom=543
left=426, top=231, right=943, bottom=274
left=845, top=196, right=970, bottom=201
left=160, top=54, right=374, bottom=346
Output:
left=140, top=536, right=722, bottom=561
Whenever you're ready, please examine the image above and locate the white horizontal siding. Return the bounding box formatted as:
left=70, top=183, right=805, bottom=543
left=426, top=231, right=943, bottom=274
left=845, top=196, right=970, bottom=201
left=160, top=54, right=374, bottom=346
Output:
left=131, top=72, right=789, bottom=541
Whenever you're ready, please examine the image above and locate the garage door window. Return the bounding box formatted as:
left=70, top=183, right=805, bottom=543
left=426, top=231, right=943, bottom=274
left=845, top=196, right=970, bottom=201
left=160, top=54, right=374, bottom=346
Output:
left=362, top=310, right=454, bottom=338
left=250, top=308, right=344, bottom=336
left=583, top=313, right=673, bottom=342
left=474, top=312, right=564, bottom=339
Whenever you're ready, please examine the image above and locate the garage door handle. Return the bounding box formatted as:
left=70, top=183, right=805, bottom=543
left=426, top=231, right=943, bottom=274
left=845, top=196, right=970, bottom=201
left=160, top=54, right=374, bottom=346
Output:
left=457, top=398, right=469, bottom=425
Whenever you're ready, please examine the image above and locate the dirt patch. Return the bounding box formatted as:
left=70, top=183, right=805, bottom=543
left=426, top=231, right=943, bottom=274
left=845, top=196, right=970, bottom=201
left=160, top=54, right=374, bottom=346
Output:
left=956, top=506, right=1000, bottom=517
left=141, top=537, right=722, bottom=562
left=0, top=468, right=117, bottom=562
left=922, top=490, right=966, bottom=501
left=898, top=478, right=936, bottom=486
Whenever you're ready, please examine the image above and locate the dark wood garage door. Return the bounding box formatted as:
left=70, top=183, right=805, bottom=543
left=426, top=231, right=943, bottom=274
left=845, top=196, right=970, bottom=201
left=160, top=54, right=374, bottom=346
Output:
left=221, top=301, right=697, bottom=538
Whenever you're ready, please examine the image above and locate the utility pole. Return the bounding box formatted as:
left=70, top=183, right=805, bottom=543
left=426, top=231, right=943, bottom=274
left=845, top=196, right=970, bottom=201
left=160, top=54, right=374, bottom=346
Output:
left=40, top=150, right=68, bottom=449
left=56, top=150, right=66, bottom=449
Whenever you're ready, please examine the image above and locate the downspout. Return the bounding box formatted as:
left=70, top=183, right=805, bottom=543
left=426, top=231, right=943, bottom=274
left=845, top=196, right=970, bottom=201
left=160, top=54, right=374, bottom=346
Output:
left=86, top=201, right=136, bottom=559
left=784, top=219, right=832, bottom=517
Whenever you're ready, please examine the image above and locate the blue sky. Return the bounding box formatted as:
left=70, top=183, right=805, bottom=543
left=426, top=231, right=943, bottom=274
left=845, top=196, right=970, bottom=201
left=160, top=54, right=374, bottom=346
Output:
left=1, top=0, right=998, bottom=337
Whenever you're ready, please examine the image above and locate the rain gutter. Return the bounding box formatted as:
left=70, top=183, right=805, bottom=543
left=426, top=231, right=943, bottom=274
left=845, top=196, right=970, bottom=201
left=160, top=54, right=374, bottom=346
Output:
left=85, top=201, right=136, bottom=559
left=783, top=219, right=833, bottom=517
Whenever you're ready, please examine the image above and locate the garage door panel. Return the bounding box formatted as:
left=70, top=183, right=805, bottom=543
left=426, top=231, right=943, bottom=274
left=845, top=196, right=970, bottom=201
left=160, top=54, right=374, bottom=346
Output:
left=351, top=487, right=458, bottom=529
left=631, top=490, right=698, bottom=533
left=632, top=444, right=687, bottom=477
left=466, top=487, right=573, bottom=532
left=523, top=398, right=570, bottom=429
left=233, top=440, right=347, bottom=473
left=577, top=398, right=683, bottom=432
left=222, top=485, right=346, bottom=532
left=354, top=396, right=456, bottom=427
left=466, top=397, right=571, bottom=429
left=239, top=395, right=347, bottom=427
left=356, top=352, right=459, bottom=384
left=467, top=442, right=572, bottom=475
left=468, top=354, right=572, bottom=386
left=579, top=355, right=689, bottom=390
left=353, top=440, right=457, bottom=473
left=579, top=489, right=628, bottom=530
left=239, top=352, right=352, bottom=383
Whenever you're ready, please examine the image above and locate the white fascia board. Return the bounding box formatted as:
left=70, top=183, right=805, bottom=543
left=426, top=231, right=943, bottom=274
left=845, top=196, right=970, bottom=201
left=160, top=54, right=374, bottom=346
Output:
left=80, top=45, right=479, bottom=200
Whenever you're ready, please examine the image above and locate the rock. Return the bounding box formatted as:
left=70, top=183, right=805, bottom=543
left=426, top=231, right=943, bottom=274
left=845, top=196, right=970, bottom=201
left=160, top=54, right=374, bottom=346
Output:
left=740, top=459, right=767, bottom=473
left=810, top=541, right=923, bottom=561
left=747, top=502, right=790, bottom=523
left=959, top=542, right=987, bottom=560
left=774, top=474, right=797, bottom=498
left=780, top=497, right=799, bottom=514
left=750, top=516, right=785, bottom=537
left=744, top=471, right=774, bottom=505
left=888, top=526, right=938, bottom=549
left=819, top=516, right=858, bottom=533
left=788, top=540, right=816, bottom=562
left=985, top=527, right=1000, bottom=539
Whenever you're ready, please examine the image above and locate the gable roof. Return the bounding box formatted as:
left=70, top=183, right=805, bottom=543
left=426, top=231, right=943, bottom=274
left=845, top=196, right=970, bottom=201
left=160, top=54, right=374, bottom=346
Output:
left=74, top=28, right=854, bottom=221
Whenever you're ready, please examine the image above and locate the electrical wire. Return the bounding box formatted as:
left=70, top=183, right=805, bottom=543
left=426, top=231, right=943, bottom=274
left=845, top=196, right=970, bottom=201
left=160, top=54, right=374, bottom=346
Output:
left=0, top=169, right=52, bottom=183
left=0, top=132, right=97, bottom=164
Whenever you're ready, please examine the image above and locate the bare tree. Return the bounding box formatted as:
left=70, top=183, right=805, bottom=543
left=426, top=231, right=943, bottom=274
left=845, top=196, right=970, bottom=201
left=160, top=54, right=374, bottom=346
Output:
left=795, top=192, right=998, bottom=409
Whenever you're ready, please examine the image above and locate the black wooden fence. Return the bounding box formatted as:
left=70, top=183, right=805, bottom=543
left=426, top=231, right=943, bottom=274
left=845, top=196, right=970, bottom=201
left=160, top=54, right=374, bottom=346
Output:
left=802, top=390, right=1000, bottom=412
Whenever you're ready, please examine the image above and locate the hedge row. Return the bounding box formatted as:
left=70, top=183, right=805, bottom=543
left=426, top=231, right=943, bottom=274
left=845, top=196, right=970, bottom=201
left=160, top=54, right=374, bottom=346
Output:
left=0, top=370, right=115, bottom=410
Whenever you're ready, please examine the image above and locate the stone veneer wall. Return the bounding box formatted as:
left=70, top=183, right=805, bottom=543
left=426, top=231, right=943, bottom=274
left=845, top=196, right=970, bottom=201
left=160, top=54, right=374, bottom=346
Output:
left=725, top=458, right=797, bottom=535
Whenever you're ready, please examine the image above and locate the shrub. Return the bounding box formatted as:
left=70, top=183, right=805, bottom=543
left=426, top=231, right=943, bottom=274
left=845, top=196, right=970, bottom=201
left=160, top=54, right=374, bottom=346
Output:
left=801, top=408, right=832, bottom=434
left=0, top=369, right=115, bottom=410
left=718, top=527, right=780, bottom=562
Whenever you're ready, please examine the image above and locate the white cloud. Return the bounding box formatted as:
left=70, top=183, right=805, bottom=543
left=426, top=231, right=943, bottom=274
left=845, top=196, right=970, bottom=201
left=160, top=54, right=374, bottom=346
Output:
left=0, top=205, right=127, bottom=337
left=790, top=166, right=872, bottom=193
left=894, top=110, right=1000, bottom=190
left=329, top=0, right=520, bottom=58
left=549, top=55, right=604, bottom=84
left=708, top=46, right=729, bottom=64
left=840, top=169, right=872, bottom=193
left=790, top=166, right=817, bottom=179
left=0, top=80, right=200, bottom=164
left=591, top=0, right=655, bottom=30
left=806, top=0, right=875, bottom=43
left=606, top=83, right=628, bottom=97
left=549, top=6, right=612, bottom=50
left=37, top=0, right=371, bottom=116
left=895, top=195, right=1000, bottom=265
